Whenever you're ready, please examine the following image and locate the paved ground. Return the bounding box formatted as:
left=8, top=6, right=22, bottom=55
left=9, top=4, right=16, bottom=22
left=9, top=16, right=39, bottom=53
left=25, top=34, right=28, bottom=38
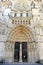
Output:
left=0, top=63, right=43, bottom=65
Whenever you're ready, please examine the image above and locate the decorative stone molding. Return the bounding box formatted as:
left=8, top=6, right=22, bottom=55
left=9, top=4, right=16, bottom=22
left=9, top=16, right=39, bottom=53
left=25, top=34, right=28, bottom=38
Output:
left=34, top=0, right=41, bottom=2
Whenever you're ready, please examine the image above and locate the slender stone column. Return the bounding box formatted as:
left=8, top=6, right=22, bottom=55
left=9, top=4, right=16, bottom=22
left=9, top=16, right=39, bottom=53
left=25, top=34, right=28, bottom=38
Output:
left=28, top=44, right=31, bottom=63
left=28, top=44, right=29, bottom=62
left=19, top=43, right=22, bottom=62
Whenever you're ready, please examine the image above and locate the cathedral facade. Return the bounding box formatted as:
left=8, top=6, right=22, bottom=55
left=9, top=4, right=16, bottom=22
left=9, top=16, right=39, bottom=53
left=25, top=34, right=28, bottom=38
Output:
left=0, top=0, right=43, bottom=63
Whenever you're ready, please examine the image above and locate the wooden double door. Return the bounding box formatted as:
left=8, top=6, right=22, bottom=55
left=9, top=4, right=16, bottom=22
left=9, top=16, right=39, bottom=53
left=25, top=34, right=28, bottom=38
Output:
left=14, top=42, right=28, bottom=62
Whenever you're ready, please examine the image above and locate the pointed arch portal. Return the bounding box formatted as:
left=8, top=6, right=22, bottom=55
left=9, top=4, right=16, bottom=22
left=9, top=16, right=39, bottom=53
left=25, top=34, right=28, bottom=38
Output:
left=5, top=25, right=38, bottom=63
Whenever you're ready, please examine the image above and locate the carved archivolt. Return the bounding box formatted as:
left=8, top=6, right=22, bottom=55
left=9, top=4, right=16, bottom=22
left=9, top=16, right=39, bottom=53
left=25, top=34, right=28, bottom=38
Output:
left=5, top=25, right=35, bottom=51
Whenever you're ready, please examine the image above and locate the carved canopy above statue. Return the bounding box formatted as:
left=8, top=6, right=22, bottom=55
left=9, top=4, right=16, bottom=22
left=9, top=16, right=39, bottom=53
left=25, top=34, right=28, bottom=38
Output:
left=11, top=0, right=32, bottom=11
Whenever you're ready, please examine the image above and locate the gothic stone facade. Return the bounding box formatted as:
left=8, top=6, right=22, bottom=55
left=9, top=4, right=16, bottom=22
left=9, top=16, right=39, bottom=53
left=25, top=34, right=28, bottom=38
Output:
left=0, top=0, right=43, bottom=63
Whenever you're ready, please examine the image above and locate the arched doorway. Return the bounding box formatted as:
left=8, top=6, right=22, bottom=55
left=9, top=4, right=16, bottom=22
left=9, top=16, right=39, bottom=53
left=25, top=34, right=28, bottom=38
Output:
left=5, top=25, right=38, bottom=63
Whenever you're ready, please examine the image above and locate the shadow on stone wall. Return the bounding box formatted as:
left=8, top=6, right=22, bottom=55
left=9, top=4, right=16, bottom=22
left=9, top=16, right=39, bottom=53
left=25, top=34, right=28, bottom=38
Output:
left=0, top=59, right=5, bottom=63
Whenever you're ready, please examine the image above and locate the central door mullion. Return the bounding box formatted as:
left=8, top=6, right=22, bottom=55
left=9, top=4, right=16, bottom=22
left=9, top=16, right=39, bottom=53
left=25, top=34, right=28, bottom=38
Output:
left=19, top=43, right=22, bottom=62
